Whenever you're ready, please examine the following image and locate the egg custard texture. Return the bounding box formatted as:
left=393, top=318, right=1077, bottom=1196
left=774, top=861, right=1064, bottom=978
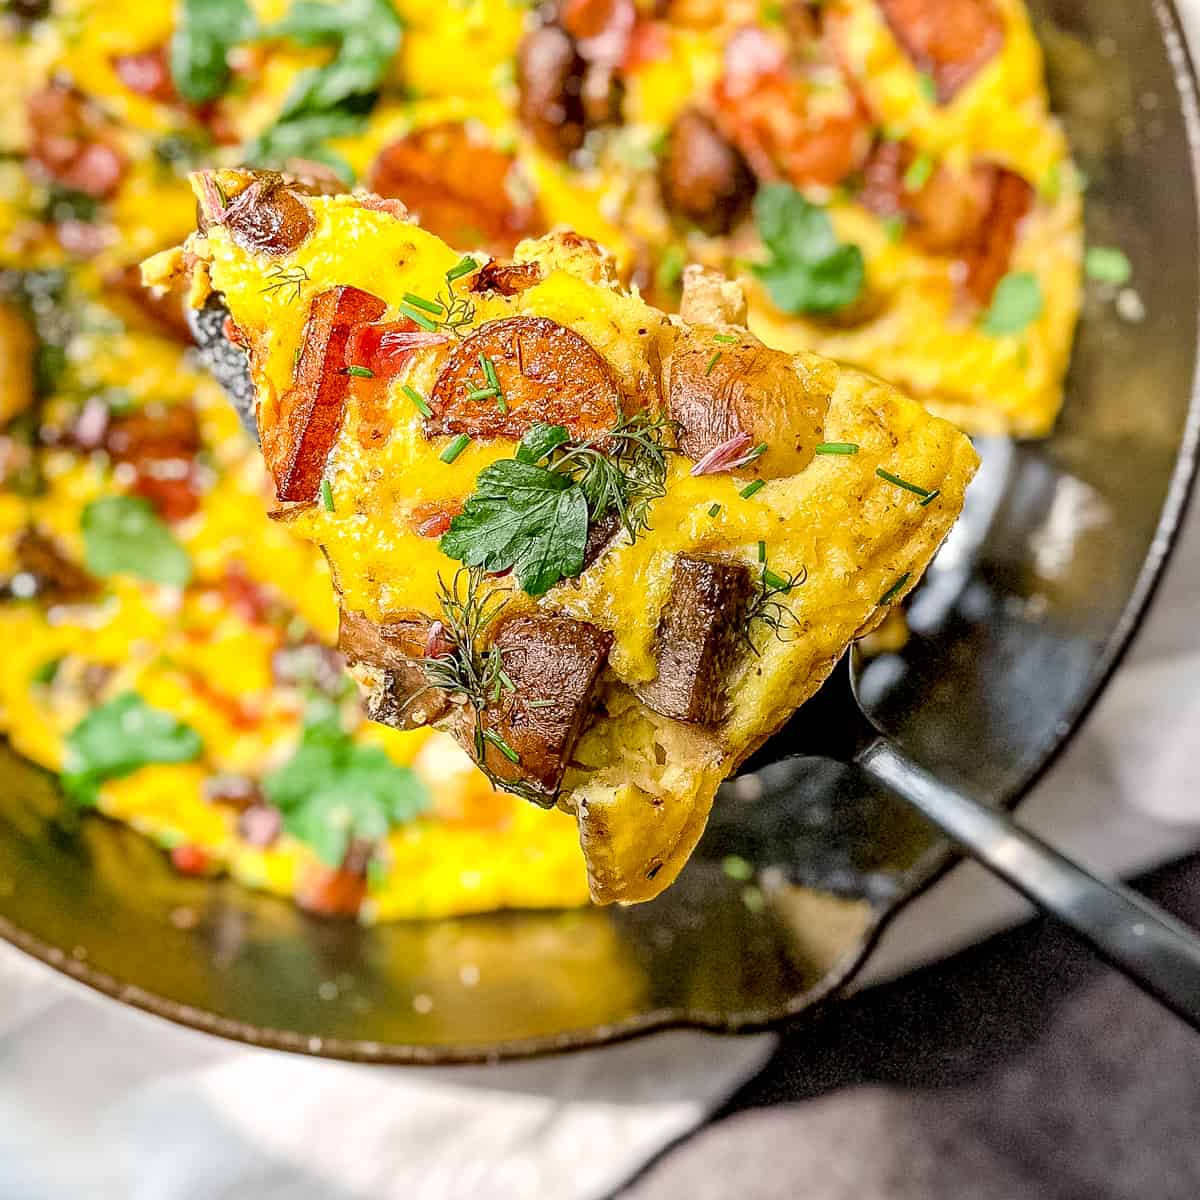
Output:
left=166, top=180, right=979, bottom=903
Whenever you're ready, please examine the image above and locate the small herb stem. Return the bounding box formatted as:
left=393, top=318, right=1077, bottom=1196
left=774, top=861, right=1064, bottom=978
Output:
left=445, top=256, right=479, bottom=283
left=402, top=292, right=444, bottom=315
left=440, top=434, right=472, bottom=464
left=739, top=479, right=765, bottom=499
left=879, top=572, right=911, bottom=605
left=815, top=442, right=859, bottom=455
left=320, top=478, right=335, bottom=512
left=399, top=304, right=439, bottom=332
left=403, top=385, right=432, bottom=418
left=876, top=467, right=932, bottom=498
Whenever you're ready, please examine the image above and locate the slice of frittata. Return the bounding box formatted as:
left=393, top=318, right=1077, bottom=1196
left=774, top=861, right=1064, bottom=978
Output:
left=148, top=169, right=979, bottom=904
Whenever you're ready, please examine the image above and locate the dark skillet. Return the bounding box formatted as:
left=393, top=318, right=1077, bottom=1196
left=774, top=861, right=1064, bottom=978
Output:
left=1, top=0, right=1199, bottom=1062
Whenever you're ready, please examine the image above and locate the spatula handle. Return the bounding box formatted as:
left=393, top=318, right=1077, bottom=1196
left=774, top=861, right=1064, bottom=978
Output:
left=859, top=738, right=1200, bottom=1031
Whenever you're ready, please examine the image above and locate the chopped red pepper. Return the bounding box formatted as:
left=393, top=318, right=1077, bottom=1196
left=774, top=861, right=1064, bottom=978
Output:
left=171, top=844, right=214, bottom=876
left=265, top=286, right=387, bottom=502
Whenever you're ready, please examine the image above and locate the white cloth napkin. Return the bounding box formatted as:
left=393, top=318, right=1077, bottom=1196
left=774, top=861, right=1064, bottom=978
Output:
left=7, top=3, right=1200, bottom=1190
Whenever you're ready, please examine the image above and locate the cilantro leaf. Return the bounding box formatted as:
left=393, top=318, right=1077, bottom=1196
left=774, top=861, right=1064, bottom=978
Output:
left=170, top=0, right=256, bottom=104
left=440, top=458, right=589, bottom=596
left=81, top=495, right=193, bottom=587
left=263, top=715, right=430, bottom=866
left=981, top=271, right=1044, bottom=336
left=246, top=0, right=402, bottom=178
left=752, top=184, right=865, bottom=315
left=62, top=692, right=203, bottom=808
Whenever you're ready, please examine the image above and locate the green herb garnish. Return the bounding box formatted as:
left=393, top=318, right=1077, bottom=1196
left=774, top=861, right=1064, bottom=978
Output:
left=708, top=503, right=722, bottom=517
left=981, top=271, right=1043, bottom=336
left=401, top=292, right=444, bottom=315
left=440, top=413, right=672, bottom=596
left=320, top=478, right=335, bottom=511
left=712, top=333, right=739, bottom=344
left=903, top=153, right=933, bottom=193
left=62, top=693, right=203, bottom=808
left=705, top=351, right=722, bottom=376
left=739, top=479, right=765, bottom=499
left=467, top=387, right=500, bottom=401
left=1085, top=246, right=1132, bottom=285
left=259, top=264, right=310, bottom=303
left=744, top=555, right=806, bottom=648
left=31, top=657, right=63, bottom=686
left=445, top=256, right=480, bottom=283
left=876, top=468, right=937, bottom=503
left=81, top=495, right=192, bottom=587
left=403, top=384, right=432, bottom=417
left=398, top=303, right=440, bottom=332
left=881, top=214, right=906, bottom=244
left=916, top=73, right=938, bottom=103
left=344, top=365, right=373, bottom=378
left=440, top=433, right=472, bottom=464
left=243, top=0, right=403, bottom=179
left=752, top=184, right=865, bottom=315
left=654, top=244, right=686, bottom=293
left=170, top=0, right=255, bottom=104
left=264, top=709, right=430, bottom=865
left=815, top=442, right=859, bottom=455
left=878, top=572, right=911, bottom=606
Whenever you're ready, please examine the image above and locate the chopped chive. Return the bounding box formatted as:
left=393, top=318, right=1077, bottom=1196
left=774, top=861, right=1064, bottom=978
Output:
left=292, top=346, right=302, bottom=368
left=480, top=354, right=500, bottom=390
left=440, top=433, right=472, bottom=464
left=498, top=669, right=516, bottom=693
left=762, top=568, right=791, bottom=591
left=746, top=442, right=768, bottom=461
left=903, top=153, right=934, bottom=193
left=881, top=214, right=906, bottom=244
left=482, top=728, right=520, bottom=762
left=708, top=503, right=722, bottom=517
left=739, top=479, right=765, bottom=499
left=1084, top=246, right=1132, bottom=285
left=722, top=854, right=754, bottom=881
left=879, top=572, right=911, bottom=606
left=876, top=467, right=932, bottom=498
left=919, top=489, right=941, bottom=507
left=467, top=386, right=500, bottom=401
left=398, top=304, right=439, bottom=332
left=344, top=364, right=374, bottom=378
left=527, top=698, right=556, bottom=709
left=705, top=351, right=722, bottom=376
left=402, top=292, right=444, bottom=315
left=445, top=255, right=480, bottom=283
left=320, top=478, right=335, bottom=512
left=31, top=657, right=62, bottom=685
left=712, top=332, right=739, bottom=344
left=815, top=442, right=859, bottom=455
left=403, top=384, right=432, bottom=417
left=757, top=539, right=766, bottom=562
left=917, top=72, right=937, bottom=102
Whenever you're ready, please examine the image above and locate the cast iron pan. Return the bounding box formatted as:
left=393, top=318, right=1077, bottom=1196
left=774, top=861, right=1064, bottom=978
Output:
left=1, top=0, right=1198, bottom=1063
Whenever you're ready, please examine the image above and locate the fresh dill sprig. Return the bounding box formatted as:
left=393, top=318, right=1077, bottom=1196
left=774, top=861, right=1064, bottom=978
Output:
left=410, top=568, right=553, bottom=807
left=545, top=408, right=675, bottom=542
left=743, top=558, right=807, bottom=651
left=259, top=264, right=311, bottom=303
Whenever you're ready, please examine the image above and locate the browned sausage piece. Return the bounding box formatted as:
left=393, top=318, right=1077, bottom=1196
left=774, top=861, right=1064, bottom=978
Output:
left=266, top=286, right=387, bottom=502
left=7, top=528, right=99, bottom=605
left=517, top=24, right=589, bottom=158
left=428, top=316, right=626, bottom=442
left=667, top=326, right=833, bottom=479
left=220, top=172, right=315, bottom=257
left=469, top=259, right=544, bottom=297
left=876, top=0, right=1003, bottom=102
left=473, top=612, right=613, bottom=797
left=337, top=607, right=452, bottom=730
left=658, top=108, right=755, bottom=235
left=367, top=123, right=542, bottom=255
left=26, top=84, right=126, bottom=199
left=961, top=167, right=1033, bottom=307
left=635, top=554, right=754, bottom=725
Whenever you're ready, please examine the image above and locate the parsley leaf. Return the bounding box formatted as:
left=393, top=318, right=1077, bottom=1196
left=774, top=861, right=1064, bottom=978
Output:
left=245, top=0, right=402, bottom=178
left=981, top=271, right=1044, bottom=336
left=62, top=693, right=203, bottom=808
left=170, top=0, right=256, bottom=104
left=263, top=714, right=430, bottom=865
left=440, top=457, right=589, bottom=597
left=81, top=495, right=193, bottom=587
left=752, top=184, right=865, bottom=315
